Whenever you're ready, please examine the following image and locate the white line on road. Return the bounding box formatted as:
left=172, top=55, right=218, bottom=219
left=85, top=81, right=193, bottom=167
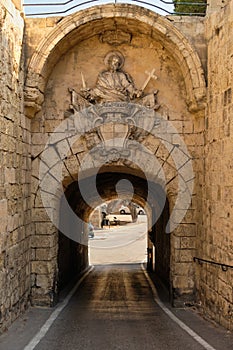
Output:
left=23, top=266, right=94, bottom=350
left=141, top=263, right=217, bottom=350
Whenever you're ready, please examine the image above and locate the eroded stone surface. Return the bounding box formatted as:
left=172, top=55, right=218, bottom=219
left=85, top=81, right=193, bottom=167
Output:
left=0, top=0, right=31, bottom=332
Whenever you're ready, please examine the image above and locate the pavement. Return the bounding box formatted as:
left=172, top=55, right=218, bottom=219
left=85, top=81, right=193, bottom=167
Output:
left=89, top=216, right=147, bottom=265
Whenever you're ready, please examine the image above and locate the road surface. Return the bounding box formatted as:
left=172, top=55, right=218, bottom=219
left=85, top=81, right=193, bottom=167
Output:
left=14, top=264, right=232, bottom=350
left=89, top=216, right=148, bottom=265
left=0, top=220, right=232, bottom=350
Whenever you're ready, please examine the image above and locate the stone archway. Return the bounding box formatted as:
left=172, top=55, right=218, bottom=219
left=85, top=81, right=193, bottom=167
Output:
left=27, top=5, right=206, bottom=307
left=33, top=100, right=197, bottom=306
left=58, top=169, right=170, bottom=292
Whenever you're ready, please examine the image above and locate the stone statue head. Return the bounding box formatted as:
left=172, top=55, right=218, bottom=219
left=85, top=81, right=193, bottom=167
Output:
left=104, top=51, right=125, bottom=71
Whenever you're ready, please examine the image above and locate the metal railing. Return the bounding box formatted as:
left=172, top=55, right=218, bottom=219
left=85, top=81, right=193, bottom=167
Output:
left=23, top=0, right=207, bottom=17
left=193, top=257, right=233, bottom=272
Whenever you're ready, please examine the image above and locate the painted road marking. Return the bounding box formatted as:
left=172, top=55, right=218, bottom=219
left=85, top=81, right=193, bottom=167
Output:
left=141, top=263, right=217, bottom=350
left=24, top=266, right=94, bottom=350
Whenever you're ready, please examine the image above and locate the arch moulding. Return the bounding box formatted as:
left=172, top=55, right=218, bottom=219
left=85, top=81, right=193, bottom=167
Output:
left=24, top=4, right=206, bottom=118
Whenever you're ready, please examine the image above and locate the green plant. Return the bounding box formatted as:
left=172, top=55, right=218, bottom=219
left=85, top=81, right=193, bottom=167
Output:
left=173, top=0, right=207, bottom=15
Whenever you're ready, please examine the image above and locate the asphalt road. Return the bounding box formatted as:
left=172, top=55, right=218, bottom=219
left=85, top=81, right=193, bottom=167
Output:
left=0, top=220, right=232, bottom=350
left=19, top=264, right=231, bottom=350
left=89, top=216, right=148, bottom=265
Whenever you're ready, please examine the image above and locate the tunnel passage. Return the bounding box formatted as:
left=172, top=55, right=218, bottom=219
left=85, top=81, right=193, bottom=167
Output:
left=150, top=198, right=170, bottom=288
left=58, top=169, right=170, bottom=293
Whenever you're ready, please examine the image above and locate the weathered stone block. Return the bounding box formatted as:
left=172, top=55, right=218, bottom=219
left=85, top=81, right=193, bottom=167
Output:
left=36, top=274, right=53, bottom=290
left=35, top=246, right=57, bottom=261
left=31, top=261, right=54, bottom=275
left=31, top=235, right=56, bottom=248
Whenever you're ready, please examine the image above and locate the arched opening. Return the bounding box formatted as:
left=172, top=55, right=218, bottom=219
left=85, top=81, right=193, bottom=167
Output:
left=58, top=170, right=170, bottom=295
left=27, top=5, right=204, bottom=308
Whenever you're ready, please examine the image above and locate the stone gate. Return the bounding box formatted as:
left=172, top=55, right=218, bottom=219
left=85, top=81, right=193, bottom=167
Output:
left=0, top=0, right=232, bottom=332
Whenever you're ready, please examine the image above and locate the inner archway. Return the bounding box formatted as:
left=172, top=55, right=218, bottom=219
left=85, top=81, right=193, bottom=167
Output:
left=58, top=170, right=171, bottom=294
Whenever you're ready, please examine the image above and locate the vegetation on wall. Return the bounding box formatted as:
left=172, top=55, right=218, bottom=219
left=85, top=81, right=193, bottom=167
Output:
left=173, top=0, right=207, bottom=15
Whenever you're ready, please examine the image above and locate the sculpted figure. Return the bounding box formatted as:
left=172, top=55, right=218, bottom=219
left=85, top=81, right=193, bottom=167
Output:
left=81, top=51, right=142, bottom=103
left=68, top=51, right=159, bottom=113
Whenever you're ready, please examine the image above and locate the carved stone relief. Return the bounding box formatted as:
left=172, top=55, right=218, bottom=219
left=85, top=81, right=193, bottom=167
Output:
left=99, top=30, right=132, bottom=46
left=71, top=102, right=161, bottom=166
left=66, top=50, right=160, bottom=116
left=64, top=51, right=161, bottom=163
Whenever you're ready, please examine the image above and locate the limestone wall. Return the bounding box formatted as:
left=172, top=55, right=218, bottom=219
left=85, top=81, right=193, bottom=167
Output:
left=169, top=16, right=207, bottom=77
left=0, top=1, right=31, bottom=331
left=197, top=1, right=233, bottom=330
left=0, top=0, right=232, bottom=335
